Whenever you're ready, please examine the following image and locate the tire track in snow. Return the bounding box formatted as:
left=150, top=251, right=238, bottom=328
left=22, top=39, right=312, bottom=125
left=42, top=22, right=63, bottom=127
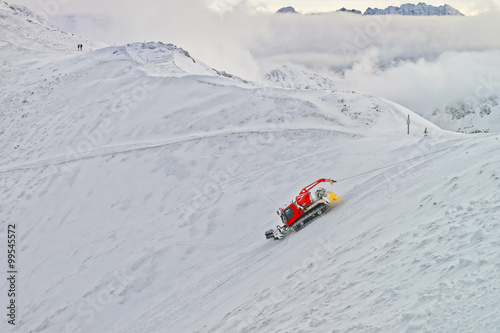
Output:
left=0, top=126, right=358, bottom=174
left=155, top=134, right=357, bottom=223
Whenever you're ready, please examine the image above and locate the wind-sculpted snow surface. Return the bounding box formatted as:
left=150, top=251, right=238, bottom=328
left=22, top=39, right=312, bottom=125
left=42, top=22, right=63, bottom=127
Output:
left=210, top=136, right=500, bottom=332
left=265, top=65, right=337, bottom=91
left=1, top=3, right=499, bottom=333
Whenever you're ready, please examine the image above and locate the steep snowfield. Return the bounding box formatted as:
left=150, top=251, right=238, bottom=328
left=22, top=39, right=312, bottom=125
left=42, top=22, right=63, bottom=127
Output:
left=1, top=3, right=499, bottom=333
left=210, top=134, right=500, bottom=332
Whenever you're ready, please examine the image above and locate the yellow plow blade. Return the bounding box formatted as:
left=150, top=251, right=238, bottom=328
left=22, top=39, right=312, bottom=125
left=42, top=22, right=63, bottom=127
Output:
left=328, top=191, right=341, bottom=202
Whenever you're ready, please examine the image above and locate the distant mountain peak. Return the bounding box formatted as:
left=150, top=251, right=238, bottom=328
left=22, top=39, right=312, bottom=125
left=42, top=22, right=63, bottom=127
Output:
left=337, top=7, right=362, bottom=14
left=364, top=2, right=464, bottom=16
left=276, top=6, right=298, bottom=14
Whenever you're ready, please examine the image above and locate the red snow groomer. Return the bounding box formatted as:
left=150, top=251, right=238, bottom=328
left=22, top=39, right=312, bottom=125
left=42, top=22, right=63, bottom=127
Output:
left=265, top=178, right=341, bottom=240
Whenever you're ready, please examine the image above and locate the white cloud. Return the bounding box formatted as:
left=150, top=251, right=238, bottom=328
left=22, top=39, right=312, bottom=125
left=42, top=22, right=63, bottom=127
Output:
left=258, top=12, right=500, bottom=113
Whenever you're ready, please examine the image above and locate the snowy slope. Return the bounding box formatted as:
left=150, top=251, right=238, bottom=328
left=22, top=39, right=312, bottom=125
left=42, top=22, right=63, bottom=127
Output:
left=430, top=95, right=500, bottom=134
left=210, top=133, right=500, bottom=332
left=1, top=3, right=499, bottom=333
left=264, top=65, right=337, bottom=91
left=0, top=1, right=104, bottom=54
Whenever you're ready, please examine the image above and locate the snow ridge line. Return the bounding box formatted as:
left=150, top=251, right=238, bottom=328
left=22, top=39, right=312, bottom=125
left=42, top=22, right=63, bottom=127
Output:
left=0, top=127, right=358, bottom=173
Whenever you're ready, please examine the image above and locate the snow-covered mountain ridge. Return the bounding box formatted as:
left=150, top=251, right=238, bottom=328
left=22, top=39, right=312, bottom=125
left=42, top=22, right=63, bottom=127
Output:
left=1, top=3, right=499, bottom=333
left=276, top=2, right=463, bottom=16
left=364, top=2, right=464, bottom=16
left=337, top=7, right=362, bottom=14
left=264, top=65, right=337, bottom=91
left=0, top=1, right=104, bottom=55
left=122, top=42, right=248, bottom=81
left=1, top=0, right=45, bottom=23
left=430, top=95, right=500, bottom=133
